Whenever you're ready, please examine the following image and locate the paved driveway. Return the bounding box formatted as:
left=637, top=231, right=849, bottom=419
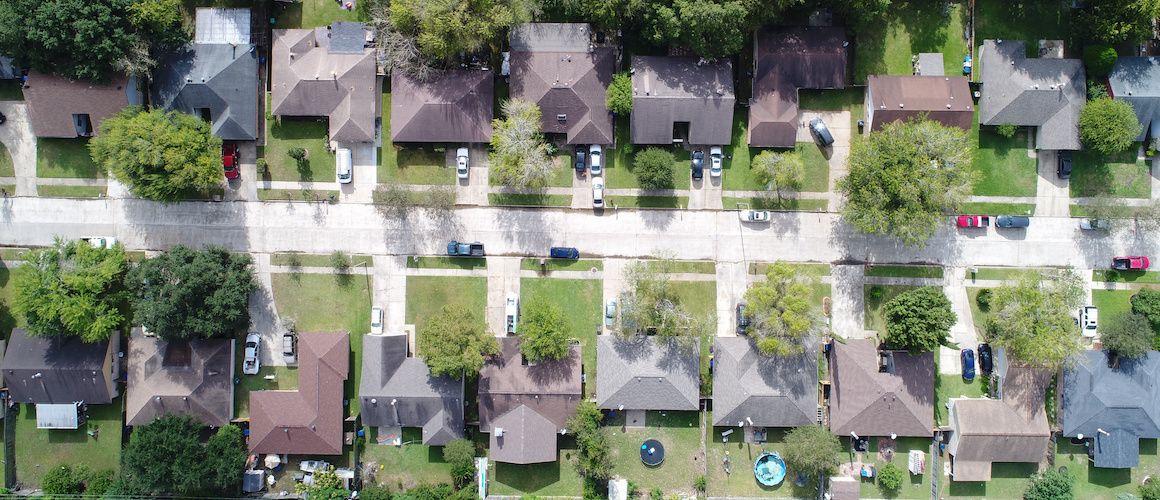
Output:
left=0, top=102, right=36, bottom=196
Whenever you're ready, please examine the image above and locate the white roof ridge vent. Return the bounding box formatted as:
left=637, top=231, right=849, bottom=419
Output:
left=899, top=103, right=904, bottom=108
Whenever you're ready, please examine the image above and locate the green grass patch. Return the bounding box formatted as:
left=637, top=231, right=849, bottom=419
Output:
left=1056, top=439, right=1160, bottom=500
left=0, top=141, right=13, bottom=177
left=256, top=188, right=339, bottom=202
left=360, top=427, right=455, bottom=490
left=1092, top=289, right=1135, bottom=320
left=489, top=152, right=575, bottom=188
left=1070, top=147, right=1151, bottom=199
left=722, top=196, right=828, bottom=211
left=607, top=116, right=632, bottom=179
left=722, top=111, right=758, bottom=191
left=36, top=138, right=102, bottom=179
left=605, top=195, right=687, bottom=209
left=0, top=184, right=13, bottom=195
left=520, top=278, right=600, bottom=398
left=381, top=144, right=455, bottom=185
left=942, top=462, right=1037, bottom=498
left=959, top=202, right=1036, bottom=215
left=974, top=0, right=1070, bottom=58
left=971, top=126, right=1037, bottom=197
left=864, top=284, right=919, bottom=332
left=488, top=193, right=572, bottom=207
left=969, top=267, right=1044, bottom=281
left=14, top=399, right=122, bottom=487
left=934, top=374, right=986, bottom=427
left=750, top=262, right=831, bottom=277
left=707, top=425, right=820, bottom=498
left=405, top=276, right=488, bottom=340
left=797, top=143, right=831, bottom=192
left=271, top=0, right=362, bottom=29
left=233, top=364, right=297, bottom=418
left=0, top=262, right=29, bottom=338
left=406, top=256, right=486, bottom=270
left=647, top=260, right=716, bottom=275
left=605, top=145, right=692, bottom=190
left=261, top=104, right=336, bottom=182
left=1093, top=269, right=1160, bottom=284
left=967, top=287, right=993, bottom=340
left=864, top=264, right=944, bottom=279
left=270, top=252, right=373, bottom=268
left=0, top=247, right=31, bottom=260
left=605, top=411, right=704, bottom=497
left=853, top=2, right=968, bottom=82
left=1070, top=204, right=1138, bottom=218
left=37, top=184, right=106, bottom=198
left=840, top=436, right=933, bottom=499
left=0, top=79, right=23, bottom=100
left=520, top=258, right=603, bottom=272
left=490, top=440, right=584, bottom=496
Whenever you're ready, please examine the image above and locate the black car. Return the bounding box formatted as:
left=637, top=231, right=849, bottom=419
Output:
left=996, top=215, right=1030, bottom=228
left=978, top=343, right=993, bottom=374
left=736, top=303, right=749, bottom=333
left=691, top=150, right=704, bottom=180
left=1057, top=151, right=1072, bottom=179
left=575, top=148, right=586, bottom=173
left=809, top=117, right=834, bottom=147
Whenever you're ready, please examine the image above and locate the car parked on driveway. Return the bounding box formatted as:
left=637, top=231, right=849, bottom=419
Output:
left=575, top=148, right=586, bottom=173
left=709, top=146, right=723, bottom=178
left=809, top=117, right=834, bottom=147
left=336, top=147, right=352, bottom=184
left=1112, top=256, right=1150, bottom=270
left=589, top=144, right=603, bottom=175
left=283, top=332, right=298, bottom=365
left=456, top=147, right=469, bottom=180
left=996, top=215, right=1030, bottom=228
left=371, top=306, right=384, bottom=334
left=222, top=142, right=239, bottom=180
left=1080, top=219, right=1111, bottom=230
left=739, top=210, right=771, bottom=223
left=1057, top=151, right=1072, bottom=179
left=1079, top=305, right=1098, bottom=337
left=736, top=302, right=750, bottom=333
left=977, top=343, right=993, bottom=374
left=604, top=299, right=617, bottom=327
left=592, top=177, right=604, bottom=208
left=505, top=294, right=520, bottom=334
left=960, top=348, right=976, bottom=381
left=956, top=215, right=990, bottom=228
left=691, top=150, right=704, bottom=180
left=243, top=333, right=261, bottom=375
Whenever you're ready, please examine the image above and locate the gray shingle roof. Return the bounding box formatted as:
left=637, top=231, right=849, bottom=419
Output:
left=711, top=336, right=817, bottom=427
left=3, top=329, right=118, bottom=404
left=489, top=404, right=558, bottom=464
left=1062, top=350, right=1160, bottom=468
left=630, top=56, right=734, bottom=146
left=597, top=335, right=699, bottom=411
left=829, top=339, right=934, bottom=437
left=359, top=334, right=464, bottom=446
left=1109, top=56, right=1160, bottom=142
left=979, top=39, right=1086, bottom=150
left=125, top=334, right=234, bottom=426
left=153, top=43, right=259, bottom=141
left=23, top=71, right=140, bottom=138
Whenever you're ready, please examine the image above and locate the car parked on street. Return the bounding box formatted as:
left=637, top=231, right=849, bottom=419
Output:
left=709, top=146, right=723, bottom=178
left=996, top=215, right=1030, bottom=228
left=447, top=241, right=485, bottom=256
left=83, top=237, right=118, bottom=249
left=1080, top=219, right=1111, bottom=230
left=1057, top=151, right=1072, bottom=179
left=371, top=306, right=384, bottom=334
left=222, top=142, right=240, bottom=180
left=592, top=177, right=604, bottom=208
left=575, top=148, right=586, bottom=173
left=1112, top=256, right=1150, bottom=270
left=550, top=247, right=580, bottom=259
left=960, top=348, right=976, bottom=381
left=604, top=299, right=617, bottom=327
left=739, top=210, right=771, bottom=223
left=956, top=215, right=990, bottom=228
left=243, top=333, right=261, bottom=375
left=589, top=144, right=603, bottom=175
left=977, top=343, right=993, bottom=374
left=456, top=147, right=469, bottom=180
left=691, top=150, right=704, bottom=180
left=1079, top=305, right=1098, bottom=337
left=809, top=117, right=834, bottom=147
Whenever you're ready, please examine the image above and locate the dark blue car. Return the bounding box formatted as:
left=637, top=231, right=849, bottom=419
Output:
left=961, top=348, right=976, bottom=381
left=549, top=247, right=580, bottom=259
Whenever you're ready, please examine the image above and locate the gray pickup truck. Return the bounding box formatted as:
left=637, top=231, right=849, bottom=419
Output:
left=447, top=241, right=485, bottom=257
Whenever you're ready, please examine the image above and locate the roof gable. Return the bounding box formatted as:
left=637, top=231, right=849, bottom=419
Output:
left=979, top=39, right=1085, bottom=150
left=359, top=334, right=464, bottom=445
left=509, top=37, right=614, bottom=145
left=711, top=336, right=818, bottom=427
left=391, top=69, right=494, bottom=143
left=3, top=329, right=116, bottom=404
left=153, top=43, right=260, bottom=141
left=631, top=56, right=735, bottom=145
left=249, top=332, right=349, bottom=455
left=597, top=335, right=700, bottom=411
left=829, top=339, right=934, bottom=437
left=125, top=334, right=234, bottom=426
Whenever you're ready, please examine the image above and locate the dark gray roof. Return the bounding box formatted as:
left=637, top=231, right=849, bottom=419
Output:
left=711, top=336, right=818, bottom=427
left=329, top=22, right=369, bottom=54
left=1109, top=56, right=1160, bottom=142
left=359, top=334, right=464, bottom=446
left=3, top=329, right=117, bottom=404
left=153, top=43, right=260, bottom=141
left=489, top=404, right=558, bottom=464
left=510, top=23, right=591, bottom=52
left=630, top=56, right=734, bottom=145
left=125, top=334, right=234, bottom=426
left=979, top=39, right=1086, bottom=150
left=1062, top=350, right=1160, bottom=468
left=597, top=335, right=699, bottom=411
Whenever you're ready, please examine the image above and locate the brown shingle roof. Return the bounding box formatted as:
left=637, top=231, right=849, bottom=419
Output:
left=391, top=69, right=494, bottom=143
left=829, top=339, right=934, bottom=437
left=748, top=28, right=848, bottom=148
left=630, top=56, right=734, bottom=145
left=23, top=71, right=134, bottom=138
left=947, top=363, right=1051, bottom=481
left=865, top=75, right=973, bottom=131
left=249, top=332, right=349, bottom=455
left=125, top=334, right=234, bottom=426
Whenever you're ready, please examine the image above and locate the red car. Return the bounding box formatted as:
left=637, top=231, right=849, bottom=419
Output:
left=222, top=143, right=240, bottom=180
left=956, top=215, right=990, bottom=228
left=1112, top=256, right=1150, bottom=271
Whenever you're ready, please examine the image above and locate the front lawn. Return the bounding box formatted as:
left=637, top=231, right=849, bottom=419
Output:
left=520, top=278, right=601, bottom=397
left=605, top=145, right=692, bottom=190
left=1093, top=269, right=1160, bottom=284
left=14, top=399, right=122, bottom=488
left=853, top=1, right=968, bottom=82
left=360, top=427, right=455, bottom=490
left=269, top=252, right=373, bottom=268
left=966, top=287, right=993, bottom=338
left=36, top=185, right=107, bottom=198
left=1092, top=289, right=1135, bottom=319
left=959, top=202, right=1035, bottom=215
left=722, top=197, right=828, bottom=212
left=262, top=112, right=335, bottom=183
left=606, top=195, right=688, bottom=209
left=272, top=0, right=361, bottom=29
left=604, top=411, right=704, bottom=498
left=650, top=260, right=716, bottom=275
left=406, top=256, right=487, bottom=270
left=405, top=276, right=488, bottom=340
left=1057, top=439, right=1160, bottom=500
left=0, top=141, right=13, bottom=177
left=971, top=127, right=1037, bottom=197
left=382, top=143, right=455, bottom=185
left=863, top=284, right=919, bottom=333
left=706, top=425, right=820, bottom=498
left=488, top=193, right=572, bottom=207
left=864, top=264, right=944, bottom=279
left=490, top=440, right=584, bottom=497
left=488, top=152, right=574, bottom=188
left=840, top=436, right=933, bottom=499
left=36, top=138, right=102, bottom=179
left=1070, top=148, right=1151, bottom=199
left=520, top=258, right=603, bottom=272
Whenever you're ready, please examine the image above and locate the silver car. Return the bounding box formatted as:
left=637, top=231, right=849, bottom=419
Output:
left=604, top=299, right=617, bottom=327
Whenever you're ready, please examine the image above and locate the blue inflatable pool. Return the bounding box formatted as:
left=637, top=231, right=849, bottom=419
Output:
left=754, top=452, right=786, bottom=486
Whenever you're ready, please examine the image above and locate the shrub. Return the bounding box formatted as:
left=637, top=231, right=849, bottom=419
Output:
left=1088, top=81, right=1109, bottom=100
left=633, top=148, right=676, bottom=189
left=1083, top=44, right=1118, bottom=78
left=443, top=438, right=476, bottom=488
left=996, top=124, right=1018, bottom=138
left=1141, top=478, right=1160, bottom=500
left=694, top=475, right=706, bottom=492
left=976, top=288, right=992, bottom=311
left=1023, top=467, right=1073, bottom=500
left=256, top=158, right=268, bottom=175
left=607, top=72, right=633, bottom=116
left=1131, top=288, right=1160, bottom=332
left=649, top=487, right=664, bottom=500
left=42, top=465, right=85, bottom=495
left=331, top=250, right=351, bottom=273
left=868, top=285, right=885, bottom=302
left=877, top=463, right=904, bottom=493
left=288, top=147, right=307, bottom=162
left=1079, top=99, right=1143, bottom=156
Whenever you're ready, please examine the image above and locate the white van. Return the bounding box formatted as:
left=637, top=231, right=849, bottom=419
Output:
left=336, top=148, right=353, bottom=184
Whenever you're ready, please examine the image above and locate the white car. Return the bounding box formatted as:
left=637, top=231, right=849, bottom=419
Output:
left=336, top=148, right=352, bottom=184
left=592, top=177, right=604, bottom=208
left=709, top=146, right=723, bottom=177
left=1079, top=305, right=1098, bottom=337
left=243, top=333, right=261, bottom=375
left=83, top=237, right=118, bottom=249
left=370, top=306, right=384, bottom=334
left=589, top=144, right=603, bottom=175
left=456, top=147, right=470, bottom=180
left=739, top=210, right=771, bottom=223
left=505, top=294, right=520, bottom=334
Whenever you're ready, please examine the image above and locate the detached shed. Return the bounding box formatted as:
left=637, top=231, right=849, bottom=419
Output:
left=36, top=402, right=83, bottom=429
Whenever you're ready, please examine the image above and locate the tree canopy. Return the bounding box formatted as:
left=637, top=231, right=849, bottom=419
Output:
left=607, top=72, right=633, bottom=116
left=1100, top=313, right=1154, bottom=360
left=13, top=239, right=129, bottom=342
left=204, top=424, right=247, bottom=492
left=90, top=107, right=224, bottom=202
left=1073, top=0, right=1156, bottom=45
left=838, top=118, right=977, bottom=247
left=617, top=258, right=713, bottom=339
left=126, top=246, right=256, bottom=341
left=518, top=298, right=570, bottom=362
left=1132, top=288, right=1160, bottom=336
left=0, top=0, right=136, bottom=81
left=568, top=401, right=613, bottom=481
left=418, top=305, right=500, bottom=378
left=883, top=287, right=956, bottom=353
left=782, top=425, right=841, bottom=478
left=633, top=148, right=676, bottom=190
left=442, top=439, right=476, bottom=488
left=742, top=262, right=818, bottom=356
left=371, top=0, right=534, bottom=76
left=752, top=150, right=804, bottom=200
left=295, top=467, right=348, bottom=500
left=120, top=415, right=245, bottom=495
left=1079, top=98, right=1143, bottom=156
left=1023, top=467, right=1074, bottom=500
left=986, top=269, right=1085, bottom=369
left=490, top=99, right=554, bottom=189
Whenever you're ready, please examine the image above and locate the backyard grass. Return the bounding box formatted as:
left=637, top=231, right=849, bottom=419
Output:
left=406, top=256, right=487, bottom=270
left=520, top=258, right=603, bottom=272
left=256, top=188, right=339, bottom=202
left=0, top=141, right=13, bottom=177
left=974, top=0, right=1070, bottom=57
left=971, top=127, right=1037, bottom=197
left=36, top=185, right=106, bottom=198
left=360, top=427, right=455, bottom=490
left=605, top=145, right=692, bottom=190
left=1094, top=269, right=1160, bottom=284
left=14, top=399, right=122, bottom=487
left=36, top=138, right=102, bottom=178
left=839, top=436, right=933, bottom=499
left=1056, top=439, right=1160, bottom=500
left=233, top=365, right=297, bottom=418
left=606, top=195, right=688, bottom=209
left=942, top=462, right=1037, bottom=498
left=722, top=196, right=828, bottom=212
left=382, top=144, right=455, bottom=185
left=864, top=264, right=944, bottom=279
left=270, top=252, right=373, bottom=268
left=1070, top=148, right=1151, bottom=199
left=959, top=202, right=1036, bottom=215
left=488, top=193, right=572, bottom=207
left=405, top=276, right=488, bottom=340
left=863, top=284, right=919, bottom=332
left=853, top=1, right=968, bottom=82
left=1092, top=289, right=1135, bottom=320
left=706, top=426, right=820, bottom=498
left=520, top=278, right=600, bottom=397
left=0, top=79, right=23, bottom=100
left=605, top=411, right=704, bottom=498
left=262, top=111, right=335, bottom=182
left=491, top=440, right=584, bottom=497
left=272, top=0, right=362, bottom=29
left=934, top=374, right=986, bottom=426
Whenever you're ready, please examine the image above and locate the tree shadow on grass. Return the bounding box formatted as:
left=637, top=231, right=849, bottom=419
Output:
left=495, top=460, right=562, bottom=493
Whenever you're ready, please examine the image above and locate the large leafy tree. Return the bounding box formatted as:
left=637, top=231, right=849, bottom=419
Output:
left=568, top=401, right=613, bottom=481
left=120, top=415, right=214, bottom=495
left=1132, top=288, right=1160, bottom=334
left=1100, top=313, right=1154, bottom=360
left=782, top=425, right=841, bottom=478
left=1073, top=0, right=1155, bottom=45
left=126, top=246, right=256, bottom=341
left=987, top=269, right=1085, bottom=369
left=883, top=287, right=956, bottom=353
left=617, top=258, right=713, bottom=339
left=752, top=150, right=804, bottom=201
left=1079, top=98, right=1142, bottom=156
left=418, top=305, right=499, bottom=378
left=518, top=298, right=570, bottom=363
left=606, top=72, right=633, bottom=116
left=633, top=148, right=676, bottom=190
left=204, top=425, right=247, bottom=492
left=13, top=239, right=129, bottom=342
left=838, top=118, right=976, bottom=247
left=490, top=99, right=554, bottom=189
left=0, top=0, right=136, bottom=81
left=742, top=262, right=818, bottom=356
left=632, top=0, right=798, bottom=59
left=129, top=0, right=189, bottom=53
left=1023, top=467, right=1074, bottom=500
left=442, top=439, right=476, bottom=488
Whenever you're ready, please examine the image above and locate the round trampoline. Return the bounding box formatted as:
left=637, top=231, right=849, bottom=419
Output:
left=753, top=452, right=786, bottom=487
left=640, top=439, right=665, bottom=466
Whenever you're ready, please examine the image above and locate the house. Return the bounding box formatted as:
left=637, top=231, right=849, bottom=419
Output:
left=748, top=27, right=849, bottom=148
left=1108, top=57, right=1160, bottom=144
left=152, top=8, right=259, bottom=141
left=359, top=333, right=464, bottom=445
left=597, top=335, right=699, bottom=411
left=864, top=75, right=973, bottom=131
left=390, top=69, right=493, bottom=143
left=509, top=23, right=614, bottom=145
left=712, top=336, right=818, bottom=428
left=946, top=349, right=1051, bottom=481
left=23, top=71, right=142, bottom=137
left=979, top=39, right=1086, bottom=150
left=3, top=329, right=120, bottom=429
left=271, top=22, right=378, bottom=143
left=630, top=56, right=734, bottom=146
left=248, top=332, right=349, bottom=455
left=478, top=338, right=581, bottom=464
left=828, top=339, right=934, bottom=437
left=125, top=333, right=234, bottom=427
left=1062, top=350, right=1160, bottom=468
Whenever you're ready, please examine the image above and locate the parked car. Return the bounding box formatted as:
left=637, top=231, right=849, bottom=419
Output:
left=1057, top=151, right=1072, bottom=179
left=809, top=117, right=834, bottom=147
left=736, top=302, right=750, bottom=333
left=604, top=299, right=617, bottom=327
left=550, top=247, right=580, bottom=259
left=222, top=142, right=240, bottom=180
left=1112, top=256, right=1150, bottom=270
left=336, top=147, right=352, bottom=184
left=691, top=150, right=704, bottom=180
left=1079, top=219, right=1111, bottom=230
left=977, top=343, right=993, bottom=375
left=589, top=144, right=603, bottom=175
left=243, top=333, right=261, bottom=375
left=709, top=146, right=723, bottom=178
left=282, top=332, right=298, bottom=365
left=370, top=306, right=384, bottom=334
left=592, top=177, right=604, bottom=208
left=456, top=147, right=469, bottom=180
left=960, top=348, right=976, bottom=381
left=996, top=215, right=1030, bottom=228
left=575, top=148, right=586, bottom=173
left=447, top=241, right=485, bottom=256
left=1079, top=305, right=1098, bottom=337
left=83, top=237, right=118, bottom=249
left=739, top=210, right=771, bottom=223
left=956, top=215, right=990, bottom=228
left=505, top=294, right=520, bottom=334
